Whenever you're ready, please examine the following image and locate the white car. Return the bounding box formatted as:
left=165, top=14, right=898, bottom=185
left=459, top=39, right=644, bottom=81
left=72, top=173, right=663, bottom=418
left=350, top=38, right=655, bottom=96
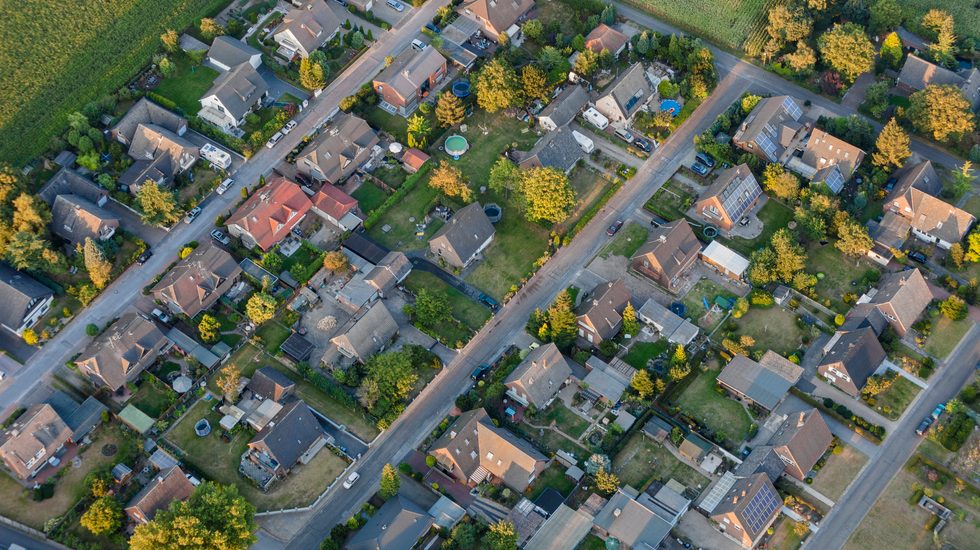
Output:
left=411, top=38, right=426, bottom=51
left=282, top=120, right=298, bottom=134
left=216, top=178, right=233, bottom=195
left=387, top=0, right=405, bottom=11
left=151, top=308, right=172, bottom=324
left=266, top=131, right=284, bottom=148
left=342, top=471, right=360, bottom=489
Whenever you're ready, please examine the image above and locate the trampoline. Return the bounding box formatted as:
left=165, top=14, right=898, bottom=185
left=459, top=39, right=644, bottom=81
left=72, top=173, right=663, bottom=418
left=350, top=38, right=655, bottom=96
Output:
left=452, top=81, right=471, bottom=98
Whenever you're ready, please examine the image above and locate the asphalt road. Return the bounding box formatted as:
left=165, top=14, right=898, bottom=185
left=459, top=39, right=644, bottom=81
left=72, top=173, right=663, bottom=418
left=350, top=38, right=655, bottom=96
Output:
left=0, top=523, right=64, bottom=550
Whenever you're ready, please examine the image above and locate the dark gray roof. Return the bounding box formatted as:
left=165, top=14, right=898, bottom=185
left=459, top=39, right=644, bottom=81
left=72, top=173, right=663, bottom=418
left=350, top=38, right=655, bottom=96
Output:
left=247, top=367, right=296, bottom=401
left=0, top=264, right=53, bottom=330
left=538, top=85, right=589, bottom=128
left=119, top=154, right=175, bottom=188
left=734, top=446, right=786, bottom=480
left=534, top=487, right=566, bottom=515
left=207, top=36, right=261, bottom=68
left=39, top=168, right=108, bottom=206
left=518, top=127, right=584, bottom=173
left=717, top=352, right=803, bottom=410
left=601, top=63, right=653, bottom=119
left=203, top=63, right=269, bottom=120
left=64, top=396, right=108, bottom=440
left=280, top=332, right=315, bottom=361
left=50, top=194, right=118, bottom=245
left=819, top=327, right=886, bottom=390
left=250, top=400, right=323, bottom=469
left=347, top=495, right=434, bottom=550
left=111, top=98, right=187, bottom=145
left=429, top=202, right=495, bottom=267
left=593, top=489, right=674, bottom=548
left=343, top=232, right=390, bottom=264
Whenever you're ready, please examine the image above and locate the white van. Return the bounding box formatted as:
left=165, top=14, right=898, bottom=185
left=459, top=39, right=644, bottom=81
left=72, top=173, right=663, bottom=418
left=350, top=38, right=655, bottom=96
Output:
left=583, top=107, right=609, bottom=130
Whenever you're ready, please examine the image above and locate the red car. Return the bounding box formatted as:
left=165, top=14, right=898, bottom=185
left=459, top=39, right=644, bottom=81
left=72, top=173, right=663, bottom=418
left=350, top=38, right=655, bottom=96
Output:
left=607, top=220, right=624, bottom=236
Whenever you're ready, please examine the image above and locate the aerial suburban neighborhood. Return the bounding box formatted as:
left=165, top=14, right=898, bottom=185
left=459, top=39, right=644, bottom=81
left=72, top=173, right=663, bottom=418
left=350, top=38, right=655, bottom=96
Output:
left=0, top=0, right=979, bottom=549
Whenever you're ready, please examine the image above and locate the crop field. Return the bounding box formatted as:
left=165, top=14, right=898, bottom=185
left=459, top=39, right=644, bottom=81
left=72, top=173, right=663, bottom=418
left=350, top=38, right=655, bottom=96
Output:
left=624, top=0, right=783, bottom=51
left=0, top=0, right=228, bottom=166
left=901, top=1, right=980, bottom=42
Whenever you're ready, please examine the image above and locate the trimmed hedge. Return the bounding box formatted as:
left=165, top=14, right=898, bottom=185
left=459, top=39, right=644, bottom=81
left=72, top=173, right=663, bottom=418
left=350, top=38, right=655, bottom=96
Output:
left=363, top=163, right=432, bottom=229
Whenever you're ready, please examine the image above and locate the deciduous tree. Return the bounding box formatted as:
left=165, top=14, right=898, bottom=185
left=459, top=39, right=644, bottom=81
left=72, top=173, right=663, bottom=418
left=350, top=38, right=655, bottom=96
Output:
left=488, top=158, right=520, bottom=196
left=834, top=215, right=873, bottom=256
left=921, top=9, right=956, bottom=65
left=435, top=93, right=465, bottom=127
left=631, top=369, right=655, bottom=399
left=871, top=118, right=911, bottom=171
left=137, top=181, right=181, bottom=225
left=594, top=468, right=620, bottom=495
left=199, top=18, right=224, bottom=40
left=299, top=58, right=326, bottom=90
left=407, top=288, right=451, bottom=328
left=245, top=292, right=277, bottom=324
left=521, top=64, right=550, bottom=103
left=766, top=4, right=813, bottom=45
left=323, top=250, right=349, bottom=273
left=199, top=314, right=221, bottom=344
left=483, top=521, right=517, bottom=550
left=215, top=362, right=241, bottom=401
left=21, top=328, right=38, bottom=346
left=868, top=0, right=902, bottom=34
left=817, top=22, right=875, bottom=83
left=161, top=29, right=179, bottom=52
left=880, top=32, right=903, bottom=69
left=364, top=350, right=418, bottom=403
left=474, top=58, right=521, bottom=112
left=81, top=496, right=122, bottom=536
left=406, top=114, right=431, bottom=149
left=950, top=162, right=975, bottom=198
left=573, top=48, right=599, bottom=76
left=940, top=295, right=968, bottom=321
left=622, top=302, right=639, bottom=336
left=783, top=42, right=817, bottom=73
left=907, top=85, right=975, bottom=142
left=522, top=19, right=543, bottom=42
left=130, top=482, right=256, bottom=550
left=762, top=163, right=800, bottom=200
left=517, top=167, right=575, bottom=224
left=429, top=160, right=471, bottom=201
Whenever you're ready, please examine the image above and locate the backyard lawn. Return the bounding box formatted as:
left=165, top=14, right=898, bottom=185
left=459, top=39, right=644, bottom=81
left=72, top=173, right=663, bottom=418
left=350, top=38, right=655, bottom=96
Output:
left=153, top=54, right=219, bottom=115
left=769, top=516, right=807, bottom=550
left=612, top=433, right=710, bottom=493
left=681, top=279, right=737, bottom=331
left=366, top=180, right=446, bottom=251
left=600, top=222, right=648, bottom=259
left=166, top=400, right=348, bottom=511
left=255, top=320, right=292, bottom=355
left=403, top=271, right=491, bottom=331
left=924, top=316, right=971, bottom=359
left=872, top=376, right=921, bottom=420
left=674, top=369, right=752, bottom=443
left=807, top=244, right=879, bottom=313
left=465, top=198, right=551, bottom=299
left=556, top=165, right=617, bottom=233
left=371, top=163, right=408, bottom=189
left=644, top=179, right=697, bottom=221
left=622, top=339, right=669, bottom=370
left=719, top=199, right=794, bottom=257
left=525, top=463, right=577, bottom=500
left=736, top=306, right=809, bottom=355
left=352, top=183, right=389, bottom=214
left=129, top=376, right=177, bottom=418
left=281, top=241, right=325, bottom=284
left=532, top=402, right=591, bottom=439
left=811, top=444, right=867, bottom=501
left=0, top=425, right=136, bottom=530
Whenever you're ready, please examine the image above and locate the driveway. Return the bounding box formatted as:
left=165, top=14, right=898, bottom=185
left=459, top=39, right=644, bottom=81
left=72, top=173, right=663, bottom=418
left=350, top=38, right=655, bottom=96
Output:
left=570, top=122, right=644, bottom=168
left=0, top=330, right=36, bottom=364
left=258, top=65, right=310, bottom=104
left=103, top=199, right=168, bottom=246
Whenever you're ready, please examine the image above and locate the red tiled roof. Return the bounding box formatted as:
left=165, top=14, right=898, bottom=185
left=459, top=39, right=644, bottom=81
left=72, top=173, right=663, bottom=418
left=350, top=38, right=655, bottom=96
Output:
left=402, top=148, right=430, bottom=171
left=227, top=177, right=313, bottom=251
left=313, top=185, right=357, bottom=221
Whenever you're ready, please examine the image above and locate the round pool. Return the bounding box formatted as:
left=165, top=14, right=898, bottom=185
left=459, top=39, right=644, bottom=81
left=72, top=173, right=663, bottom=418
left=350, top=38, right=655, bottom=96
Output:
left=702, top=225, right=719, bottom=239
left=484, top=203, right=502, bottom=223
left=660, top=99, right=682, bottom=117
left=452, top=81, right=471, bottom=98
left=444, top=135, right=469, bottom=159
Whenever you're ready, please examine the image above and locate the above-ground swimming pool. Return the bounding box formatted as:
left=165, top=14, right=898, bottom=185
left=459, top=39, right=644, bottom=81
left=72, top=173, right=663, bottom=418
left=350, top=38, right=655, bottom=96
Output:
left=660, top=99, right=682, bottom=117
left=484, top=203, right=501, bottom=223
left=452, top=81, right=471, bottom=98
left=444, top=135, right=469, bottom=159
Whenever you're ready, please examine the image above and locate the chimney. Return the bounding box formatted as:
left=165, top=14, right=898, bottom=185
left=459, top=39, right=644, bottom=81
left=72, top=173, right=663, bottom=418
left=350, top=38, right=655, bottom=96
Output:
left=613, top=508, right=621, bottom=517
left=449, top=430, right=457, bottom=439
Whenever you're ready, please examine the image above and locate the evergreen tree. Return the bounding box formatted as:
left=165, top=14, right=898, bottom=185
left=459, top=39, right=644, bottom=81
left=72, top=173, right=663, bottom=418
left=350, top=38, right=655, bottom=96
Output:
left=435, top=93, right=465, bottom=127
left=871, top=118, right=911, bottom=171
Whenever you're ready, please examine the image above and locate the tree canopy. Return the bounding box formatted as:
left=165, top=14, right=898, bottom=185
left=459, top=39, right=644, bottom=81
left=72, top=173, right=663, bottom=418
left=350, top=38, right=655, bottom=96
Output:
left=474, top=58, right=521, bottom=112
left=83, top=237, right=112, bottom=289
left=429, top=161, right=472, bottom=201
left=130, top=482, right=256, bottom=550
left=907, top=85, right=975, bottom=143
left=871, top=118, right=911, bottom=171
left=517, top=167, right=575, bottom=224
left=137, top=181, right=181, bottom=225
left=435, top=93, right=465, bottom=127
left=817, top=22, right=875, bottom=83
left=245, top=292, right=277, bottom=325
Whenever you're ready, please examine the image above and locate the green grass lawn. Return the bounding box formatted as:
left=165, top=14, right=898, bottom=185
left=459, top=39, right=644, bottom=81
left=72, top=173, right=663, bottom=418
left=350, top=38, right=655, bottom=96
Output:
left=623, top=340, right=669, bottom=370
left=674, top=369, right=752, bottom=443
left=770, top=516, right=807, bottom=550
left=166, top=400, right=348, bottom=511
left=600, top=222, right=648, bottom=259
left=645, top=179, right=697, bottom=221
left=807, top=243, right=880, bottom=313
left=352, top=183, right=389, bottom=214
left=719, top=199, right=794, bottom=256
left=241, top=105, right=279, bottom=136
left=532, top=402, right=590, bottom=439
left=464, top=204, right=551, bottom=300
left=525, top=463, right=577, bottom=500
left=153, top=54, right=219, bottom=115
left=681, top=279, right=737, bottom=331
left=556, top=165, right=616, bottom=233
left=281, top=241, right=325, bottom=284
left=736, top=306, right=808, bottom=355
left=872, top=376, right=921, bottom=420
left=924, top=316, right=972, bottom=359
left=403, top=271, right=491, bottom=331
left=372, top=164, right=409, bottom=189
left=255, top=321, right=292, bottom=355
left=366, top=180, right=445, bottom=251
left=613, top=433, right=710, bottom=492
left=129, top=377, right=177, bottom=418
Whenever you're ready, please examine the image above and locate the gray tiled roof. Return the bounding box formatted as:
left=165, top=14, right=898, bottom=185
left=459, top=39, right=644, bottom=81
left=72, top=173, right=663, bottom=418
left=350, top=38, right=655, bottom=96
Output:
left=203, top=62, right=269, bottom=120
left=0, top=264, right=53, bottom=331
left=207, top=36, right=261, bottom=68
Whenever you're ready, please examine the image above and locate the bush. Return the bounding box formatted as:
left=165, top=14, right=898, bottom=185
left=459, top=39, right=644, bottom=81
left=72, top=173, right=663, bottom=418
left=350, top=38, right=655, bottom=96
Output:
left=425, top=455, right=437, bottom=468
left=85, top=323, right=100, bottom=336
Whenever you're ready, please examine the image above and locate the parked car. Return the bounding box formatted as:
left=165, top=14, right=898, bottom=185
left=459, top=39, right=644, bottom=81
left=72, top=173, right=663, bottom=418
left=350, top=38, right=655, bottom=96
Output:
left=184, top=206, right=201, bottom=224
left=424, top=22, right=440, bottom=34
left=136, top=249, right=153, bottom=265
left=386, top=0, right=405, bottom=11
left=216, top=178, right=233, bottom=195
left=739, top=216, right=750, bottom=226
left=633, top=137, right=652, bottom=152
left=607, top=220, right=624, bottom=236
left=690, top=162, right=710, bottom=176
left=931, top=403, right=946, bottom=419
left=211, top=229, right=231, bottom=246
left=884, top=177, right=898, bottom=192
left=334, top=0, right=347, bottom=5
left=343, top=471, right=360, bottom=489
left=282, top=120, right=297, bottom=134
left=915, top=416, right=934, bottom=436
left=614, top=128, right=634, bottom=144
left=471, top=364, right=491, bottom=380
left=151, top=308, right=172, bottom=324
left=908, top=250, right=927, bottom=263
left=411, top=38, right=426, bottom=51
left=649, top=214, right=668, bottom=227
left=266, top=131, right=284, bottom=148
left=695, top=151, right=715, bottom=168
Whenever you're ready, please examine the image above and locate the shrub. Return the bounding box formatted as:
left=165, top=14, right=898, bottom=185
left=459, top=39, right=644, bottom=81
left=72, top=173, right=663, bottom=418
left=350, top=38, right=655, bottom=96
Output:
left=425, top=455, right=437, bottom=468
left=85, top=323, right=99, bottom=336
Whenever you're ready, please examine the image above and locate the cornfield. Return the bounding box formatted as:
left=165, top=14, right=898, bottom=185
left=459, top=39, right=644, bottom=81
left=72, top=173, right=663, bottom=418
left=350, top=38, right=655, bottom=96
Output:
left=624, top=0, right=784, bottom=52
left=899, top=0, right=980, bottom=42
left=0, top=0, right=228, bottom=167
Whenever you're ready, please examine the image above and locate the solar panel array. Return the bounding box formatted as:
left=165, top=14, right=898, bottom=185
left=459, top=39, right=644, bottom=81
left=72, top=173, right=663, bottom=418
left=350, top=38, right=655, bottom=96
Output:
left=743, top=481, right=780, bottom=534
left=782, top=96, right=803, bottom=120
left=719, top=172, right=762, bottom=221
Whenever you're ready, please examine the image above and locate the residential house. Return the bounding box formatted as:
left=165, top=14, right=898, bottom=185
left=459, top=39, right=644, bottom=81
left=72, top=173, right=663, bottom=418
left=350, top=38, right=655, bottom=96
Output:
left=524, top=503, right=594, bottom=550
left=311, top=184, right=361, bottom=230
left=274, top=0, right=342, bottom=60
left=631, top=220, right=701, bottom=292
left=897, top=54, right=980, bottom=111
left=584, top=24, right=629, bottom=57
left=330, top=301, right=399, bottom=363
left=241, top=400, right=327, bottom=488
left=0, top=404, right=72, bottom=479
left=343, top=232, right=390, bottom=265
left=49, top=194, right=119, bottom=247
left=882, top=160, right=974, bottom=249
left=784, top=128, right=865, bottom=194
left=678, top=432, right=713, bottom=462
left=206, top=36, right=262, bottom=71
left=593, top=63, right=653, bottom=125
left=125, top=466, right=196, bottom=524
left=336, top=275, right=380, bottom=312
left=364, top=251, right=412, bottom=297
left=118, top=123, right=200, bottom=192
left=733, top=95, right=807, bottom=163
left=246, top=367, right=296, bottom=403
left=226, top=177, right=313, bottom=250
left=769, top=408, right=833, bottom=481
left=39, top=168, right=109, bottom=207
left=347, top=495, right=435, bottom=550
left=717, top=352, right=804, bottom=412
left=151, top=243, right=241, bottom=317
left=710, top=473, right=781, bottom=549
left=456, top=0, right=535, bottom=42
left=295, top=114, right=379, bottom=184
left=60, top=396, right=109, bottom=442
left=110, top=98, right=188, bottom=146
left=429, top=408, right=547, bottom=492
left=517, top=127, right=585, bottom=174
left=429, top=202, right=496, bottom=269
left=700, top=240, right=749, bottom=281
left=504, top=343, right=572, bottom=409
left=581, top=356, right=635, bottom=404
left=593, top=486, right=691, bottom=550
left=636, top=299, right=699, bottom=345
left=537, top=85, right=589, bottom=132
left=817, top=327, right=886, bottom=397
left=373, top=46, right=448, bottom=117
left=860, top=268, right=932, bottom=336
left=0, top=263, right=54, bottom=336
left=576, top=279, right=630, bottom=345
left=402, top=148, right=430, bottom=173
left=198, top=62, right=269, bottom=131
left=694, top=164, right=763, bottom=232
left=76, top=312, right=170, bottom=392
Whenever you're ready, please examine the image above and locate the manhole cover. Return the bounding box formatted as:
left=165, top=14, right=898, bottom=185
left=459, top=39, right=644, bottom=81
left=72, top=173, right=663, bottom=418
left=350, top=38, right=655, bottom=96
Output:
left=101, top=444, right=117, bottom=457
